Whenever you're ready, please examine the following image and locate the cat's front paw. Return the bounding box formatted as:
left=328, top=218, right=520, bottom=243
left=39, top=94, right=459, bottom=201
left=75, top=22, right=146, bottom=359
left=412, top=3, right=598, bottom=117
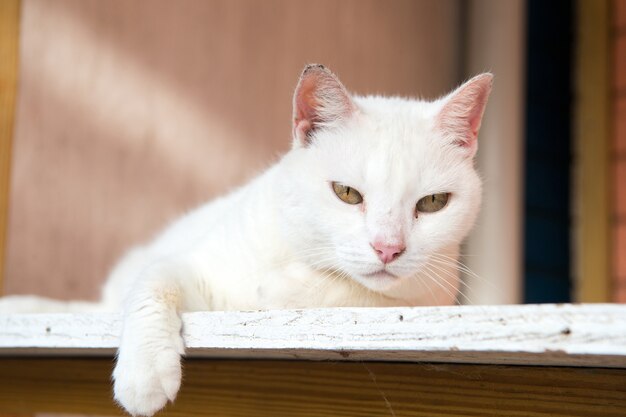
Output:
left=113, top=336, right=184, bottom=416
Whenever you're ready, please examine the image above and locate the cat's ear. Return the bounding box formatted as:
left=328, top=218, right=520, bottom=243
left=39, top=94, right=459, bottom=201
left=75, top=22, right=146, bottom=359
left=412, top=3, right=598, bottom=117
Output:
left=436, top=73, right=493, bottom=157
left=292, top=64, right=356, bottom=147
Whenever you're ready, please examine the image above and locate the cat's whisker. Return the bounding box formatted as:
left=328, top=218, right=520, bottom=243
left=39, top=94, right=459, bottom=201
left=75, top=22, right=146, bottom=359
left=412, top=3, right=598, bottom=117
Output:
left=429, top=253, right=505, bottom=300
left=299, top=269, right=347, bottom=305
left=423, top=261, right=474, bottom=305
left=425, top=258, right=468, bottom=287
left=431, top=253, right=485, bottom=279
left=408, top=270, right=441, bottom=306
left=427, top=261, right=484, bottom=305
left=419, top=264, right=464, bottom=305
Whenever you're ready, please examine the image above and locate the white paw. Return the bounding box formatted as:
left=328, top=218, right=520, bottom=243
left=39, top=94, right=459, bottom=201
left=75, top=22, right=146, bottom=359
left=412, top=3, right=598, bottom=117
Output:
left=113, top=336, right=185, bottom=416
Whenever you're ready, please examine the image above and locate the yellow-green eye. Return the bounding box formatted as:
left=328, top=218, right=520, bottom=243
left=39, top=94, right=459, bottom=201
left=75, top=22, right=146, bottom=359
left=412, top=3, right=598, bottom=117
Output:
left=416, top=193, right=449, bottom=214
left=332, top=182, right=363, bottom=205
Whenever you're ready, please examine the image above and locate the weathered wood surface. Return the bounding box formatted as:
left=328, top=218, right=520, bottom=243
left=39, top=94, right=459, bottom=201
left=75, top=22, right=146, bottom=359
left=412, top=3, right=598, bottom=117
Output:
left=1, top=304, right=625, bottom=367
left=1, top=358, right=625, bottom=417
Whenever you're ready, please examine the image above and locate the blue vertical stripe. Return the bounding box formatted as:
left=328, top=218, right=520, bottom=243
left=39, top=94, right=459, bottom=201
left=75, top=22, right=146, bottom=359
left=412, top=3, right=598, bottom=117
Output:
left=523, top=0, right=572, bottom=303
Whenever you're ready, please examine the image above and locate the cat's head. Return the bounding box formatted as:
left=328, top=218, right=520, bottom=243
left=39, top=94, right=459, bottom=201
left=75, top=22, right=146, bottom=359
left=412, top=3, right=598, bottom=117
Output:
left=279, top=64, right=491, bottom=301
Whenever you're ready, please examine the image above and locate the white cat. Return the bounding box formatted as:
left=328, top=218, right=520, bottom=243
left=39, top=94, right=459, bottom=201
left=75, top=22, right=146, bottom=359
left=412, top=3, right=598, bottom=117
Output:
left=0, top=64, right=492, bottom=416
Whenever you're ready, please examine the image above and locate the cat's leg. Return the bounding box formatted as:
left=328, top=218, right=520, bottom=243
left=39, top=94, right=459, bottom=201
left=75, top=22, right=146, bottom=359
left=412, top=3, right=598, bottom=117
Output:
left=112, top=259, right=207, bottom=417
left=0, top=295, right=108, bottom=313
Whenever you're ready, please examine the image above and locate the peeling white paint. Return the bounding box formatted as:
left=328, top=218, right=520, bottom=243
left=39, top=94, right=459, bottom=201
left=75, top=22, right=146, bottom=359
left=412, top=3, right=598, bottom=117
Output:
left=1, top=304, right=625, bottom=367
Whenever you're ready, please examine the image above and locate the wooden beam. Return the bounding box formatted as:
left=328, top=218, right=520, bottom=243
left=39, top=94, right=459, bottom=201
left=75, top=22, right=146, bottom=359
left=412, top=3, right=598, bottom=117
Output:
left=574, top=0, right=611, bottom=301
left=1, top=305, right=625, bottom=367
left=1, top=306, right=624, bottom=415
left=0, top=0, right=20, bottom=294
left=0, top=358, right=625, bottom=417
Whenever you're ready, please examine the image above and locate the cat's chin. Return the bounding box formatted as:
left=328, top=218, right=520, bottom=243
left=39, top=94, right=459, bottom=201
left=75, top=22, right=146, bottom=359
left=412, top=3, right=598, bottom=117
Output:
left=353, top=270, right=402, bottom=293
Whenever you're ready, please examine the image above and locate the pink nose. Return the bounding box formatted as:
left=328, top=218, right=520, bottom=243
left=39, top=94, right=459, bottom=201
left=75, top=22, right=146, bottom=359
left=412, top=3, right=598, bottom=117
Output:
left=371, top=242, right=406, bottom=264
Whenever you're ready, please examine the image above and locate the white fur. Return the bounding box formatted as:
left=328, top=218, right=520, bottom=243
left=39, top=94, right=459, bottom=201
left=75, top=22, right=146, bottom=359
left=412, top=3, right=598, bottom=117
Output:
left=0, top=67, right=492, bottom=416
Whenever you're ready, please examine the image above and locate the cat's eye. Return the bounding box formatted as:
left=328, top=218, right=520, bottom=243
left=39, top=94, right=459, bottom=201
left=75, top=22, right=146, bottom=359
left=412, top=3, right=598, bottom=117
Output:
left=416, top=193, right=449, bottom=214
left=332, top=182, right=363, bottom=205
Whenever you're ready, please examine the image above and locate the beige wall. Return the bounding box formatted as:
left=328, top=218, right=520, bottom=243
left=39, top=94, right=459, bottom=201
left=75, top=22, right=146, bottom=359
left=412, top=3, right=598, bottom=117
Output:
left=464, top=0, right=525, bottom=304
left=4, top=0, right=463, bottom=300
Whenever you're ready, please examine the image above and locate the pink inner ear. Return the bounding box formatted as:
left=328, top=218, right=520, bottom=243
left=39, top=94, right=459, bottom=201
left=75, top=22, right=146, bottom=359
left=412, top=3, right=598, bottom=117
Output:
left=467, top=94, right=488, bottom=139
left=294, top=76, right=320, bottom=138
left=437, top=74, right=493, bottom=152
left=294, top=118, right=313, bottom=140
left=292, top=65, right=355, bottom=145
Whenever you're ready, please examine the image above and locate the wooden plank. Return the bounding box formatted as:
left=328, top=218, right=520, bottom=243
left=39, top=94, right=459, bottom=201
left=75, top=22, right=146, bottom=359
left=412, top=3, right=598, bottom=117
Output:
left=0, top=0, right=20, bottom=294
left=0, top=358, right=625, bottom=417
left=1, top=304, right=625, bottom=367
left=574, top=0, right=611, bottom=301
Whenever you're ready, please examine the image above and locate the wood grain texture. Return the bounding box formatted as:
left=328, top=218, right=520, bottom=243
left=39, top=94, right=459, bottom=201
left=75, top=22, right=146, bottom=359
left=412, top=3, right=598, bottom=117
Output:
left=0, top=358, right=625, bottom=417
left=1, top=305, right=625, bottom=367
left=574, top=0, right=611, bottom=302
left=0, top=0, right=20, bottom=294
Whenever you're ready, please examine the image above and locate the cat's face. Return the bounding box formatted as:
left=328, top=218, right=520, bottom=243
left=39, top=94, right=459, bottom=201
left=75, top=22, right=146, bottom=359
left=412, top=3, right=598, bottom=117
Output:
left=280, top=65, right=491, bottom=300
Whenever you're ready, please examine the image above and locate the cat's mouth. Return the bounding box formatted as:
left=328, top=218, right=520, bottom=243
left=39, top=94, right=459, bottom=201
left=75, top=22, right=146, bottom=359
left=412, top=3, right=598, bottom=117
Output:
left=363, top=270, right=398, bottom=280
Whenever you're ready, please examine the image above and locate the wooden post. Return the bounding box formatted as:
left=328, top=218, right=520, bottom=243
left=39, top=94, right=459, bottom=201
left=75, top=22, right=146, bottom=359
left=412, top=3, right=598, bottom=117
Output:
left=0, top=0, right=20, bottom=294
left=574, top=0, right=611, bottom=302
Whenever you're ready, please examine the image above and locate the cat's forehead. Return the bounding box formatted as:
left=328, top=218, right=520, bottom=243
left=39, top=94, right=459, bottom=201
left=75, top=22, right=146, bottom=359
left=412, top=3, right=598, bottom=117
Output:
left=352, top=96, right=443, bottom=151
left=354, top=95, right=440, bottom=125
left=312, top=95, right=459, bottom=192
left=330, top=95, right=447, bottom=159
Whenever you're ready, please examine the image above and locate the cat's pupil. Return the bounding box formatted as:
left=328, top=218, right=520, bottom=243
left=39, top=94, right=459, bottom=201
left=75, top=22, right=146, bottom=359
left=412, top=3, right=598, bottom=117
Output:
left=331, top=182, right=363, bottom=205
left=416, top=192, right=449, bottom=214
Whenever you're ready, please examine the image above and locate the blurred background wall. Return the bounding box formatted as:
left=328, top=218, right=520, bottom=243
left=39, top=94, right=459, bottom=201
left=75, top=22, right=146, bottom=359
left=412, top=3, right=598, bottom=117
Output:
left=1, top=0, right=623, bottom=305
